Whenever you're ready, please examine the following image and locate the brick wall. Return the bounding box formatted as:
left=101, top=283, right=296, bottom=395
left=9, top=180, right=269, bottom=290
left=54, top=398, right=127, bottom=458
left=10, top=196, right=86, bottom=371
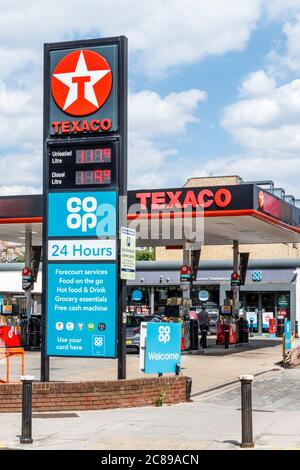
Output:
left=0, top=376, right=188, bottom=413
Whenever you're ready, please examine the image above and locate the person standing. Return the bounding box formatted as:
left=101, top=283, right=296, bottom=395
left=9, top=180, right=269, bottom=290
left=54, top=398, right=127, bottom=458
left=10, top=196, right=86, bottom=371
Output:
left=198, top=306, right=210, bottom=347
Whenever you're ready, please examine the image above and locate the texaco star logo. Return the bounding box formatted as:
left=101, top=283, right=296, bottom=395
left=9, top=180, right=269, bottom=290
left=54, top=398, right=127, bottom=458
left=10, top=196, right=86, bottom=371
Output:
left=51, top=49, right=112, bottom=116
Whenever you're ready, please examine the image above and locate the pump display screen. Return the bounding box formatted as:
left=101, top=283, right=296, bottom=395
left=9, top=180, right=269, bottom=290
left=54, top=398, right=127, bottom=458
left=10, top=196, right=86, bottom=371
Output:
left=49, top=144, right=115, bottom=189
left=75, top=148, right=111, bottom=164
left=75, top=169, right=112, bottom=185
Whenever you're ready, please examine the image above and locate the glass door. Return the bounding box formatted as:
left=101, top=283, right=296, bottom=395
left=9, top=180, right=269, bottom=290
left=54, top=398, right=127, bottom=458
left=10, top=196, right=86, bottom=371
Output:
left=243, top=292, right=259, bottom=333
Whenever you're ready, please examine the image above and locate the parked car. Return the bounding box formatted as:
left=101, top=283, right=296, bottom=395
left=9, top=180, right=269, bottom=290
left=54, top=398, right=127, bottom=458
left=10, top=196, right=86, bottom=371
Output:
left=126, top=315, right=162, bottom=352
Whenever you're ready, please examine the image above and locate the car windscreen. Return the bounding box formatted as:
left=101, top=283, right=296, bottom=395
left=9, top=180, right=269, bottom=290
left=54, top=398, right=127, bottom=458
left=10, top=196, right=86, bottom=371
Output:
left=127, top=316, right=144, bottom=327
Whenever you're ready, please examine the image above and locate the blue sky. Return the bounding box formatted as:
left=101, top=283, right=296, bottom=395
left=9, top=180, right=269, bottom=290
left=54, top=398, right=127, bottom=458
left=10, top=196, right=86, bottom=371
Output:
left=1, top=1, right=300, bottom=195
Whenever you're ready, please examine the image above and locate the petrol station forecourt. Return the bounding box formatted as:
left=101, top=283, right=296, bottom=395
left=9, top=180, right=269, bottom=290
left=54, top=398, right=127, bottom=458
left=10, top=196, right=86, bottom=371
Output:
left=1, top=34, right=300, bottom=453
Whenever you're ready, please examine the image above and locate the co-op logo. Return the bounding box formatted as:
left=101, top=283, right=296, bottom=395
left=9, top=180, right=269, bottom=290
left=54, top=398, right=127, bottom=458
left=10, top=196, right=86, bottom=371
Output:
left=158, top=326, right=171, bottom=344
left=66, top=196, right=115, bottom=234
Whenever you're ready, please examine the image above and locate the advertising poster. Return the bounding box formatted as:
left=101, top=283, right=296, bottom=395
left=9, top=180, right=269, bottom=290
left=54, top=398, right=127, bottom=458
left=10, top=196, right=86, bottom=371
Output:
left=246, top=311, right=258, bottom=329
left=142, top=322, right=181, bottom=374
left=284, top=320, right=292, bottom=352
left=262, top=312, right=274, bottom=330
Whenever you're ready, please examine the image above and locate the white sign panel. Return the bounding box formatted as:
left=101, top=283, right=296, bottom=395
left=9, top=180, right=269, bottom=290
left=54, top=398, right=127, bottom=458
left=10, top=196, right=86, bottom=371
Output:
left=262, top=312, right=274, bottom=329
left=120, top=227, right=136, bottom=280
left=48, top=239, right=116, bottom=261
left=140, top=322, right=147, bottom=373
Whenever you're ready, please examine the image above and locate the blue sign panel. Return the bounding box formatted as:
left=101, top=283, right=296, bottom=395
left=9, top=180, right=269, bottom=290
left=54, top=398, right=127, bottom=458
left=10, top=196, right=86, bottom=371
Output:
left=48, top=190, right=117, bottom=237
left=132, top=289, right=143, bottom=301
left=284, top=320, right=292, bottom=351
left=144, top=323, right=181, bottom=374
left=252, top=271, right=263, bottom=282
left=46, top=263, right=116, bottom=357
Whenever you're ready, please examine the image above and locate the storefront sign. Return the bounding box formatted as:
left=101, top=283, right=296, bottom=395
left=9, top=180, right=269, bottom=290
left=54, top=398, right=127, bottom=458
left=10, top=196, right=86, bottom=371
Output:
left=128, top=184, right=254, bottom=217
left=120, top=227, right=136, bottom=280
left=49, top=46, right=118, bottom=136
left=180, top=265, right=191, bottom=283
left=198, top=290, right=209, bottom=302
left=278, top=295, right=289, bottom=309
left=43, top=37, right=128, bottom=365
left=140, top=322, right=181, bottom=374
left=132, top=289, right=143, bottom=302
left=252, top=271, right=263, bottom=282
left=231, top=272, right=240, bottom=287
left=22, top=267, right=33, bottom=290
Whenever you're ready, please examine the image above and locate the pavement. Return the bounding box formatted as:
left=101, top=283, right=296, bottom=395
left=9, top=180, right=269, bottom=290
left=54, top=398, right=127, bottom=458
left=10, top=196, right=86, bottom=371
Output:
left=1, top=336, right=300, bottom=450
left=1, top=367, right=300, bottom=450
left=3, top=336, right=284, bottom=396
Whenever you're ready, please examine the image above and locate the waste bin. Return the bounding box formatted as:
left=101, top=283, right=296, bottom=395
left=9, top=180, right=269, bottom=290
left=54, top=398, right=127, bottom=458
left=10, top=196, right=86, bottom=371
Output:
left=237, top=318, right=249, bottom=343
left=189, top=319, right=199, bottom=350
left=28, top=316, right=41, bottom=349
left=241, top=319, right=249, bottom=343
left=277, top=318, right=285, bottom=337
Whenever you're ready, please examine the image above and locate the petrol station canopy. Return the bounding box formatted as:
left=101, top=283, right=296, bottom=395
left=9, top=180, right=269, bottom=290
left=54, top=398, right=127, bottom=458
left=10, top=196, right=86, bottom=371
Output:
left=0, top=182, right=299, bottom=246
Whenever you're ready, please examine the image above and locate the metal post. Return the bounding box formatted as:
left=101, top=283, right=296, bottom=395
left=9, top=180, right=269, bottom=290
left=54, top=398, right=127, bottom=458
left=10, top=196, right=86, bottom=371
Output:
left=202, top=326, right=207, bottom=349
left=224, top=325, right=229, bottom=349
left=182, top=247, right=191, bottom=316
left=150, top=287, right=155, bottom=315
left=250, top=319, right=254, bottom=338
left=186, top=377, right=192, bottom=401
left=20, top=375, right=35, bottom=444
left=239, top=375, right=254, bottom=448
left=232, top=240, right=240, bottom=318
left=118, top=308, right=127, bottom=380
left=25, top=230, right=32, bottom=315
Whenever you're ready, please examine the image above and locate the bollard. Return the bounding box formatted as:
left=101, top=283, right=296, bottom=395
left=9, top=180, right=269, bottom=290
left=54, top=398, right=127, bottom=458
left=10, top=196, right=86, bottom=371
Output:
left=186, top=377, right=192, bottom=401
left=250, top=319, right=254, bottom=338
left=202, top=326, right=208, bottom=349
left=158, top=373, right=163, bottom=377
left=175, top=364, right=181, bottom=376
left=295, top=321, right=299, bottom=339
left=238, top=375, right=254, bottom=448
left=20, top=375, right=35, bottom=444
left=224, top=325, right=229, bottom=349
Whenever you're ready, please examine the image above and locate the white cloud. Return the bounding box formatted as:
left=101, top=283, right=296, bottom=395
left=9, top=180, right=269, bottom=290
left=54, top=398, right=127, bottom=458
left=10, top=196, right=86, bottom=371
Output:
left=0, top=0, right=262, bottom=76
left=238, top=70, right=276, bottom=97
left=1, top=0, right=300, bottom=192
left=128, top=88, right=207, bottom=188
left=195, top=151, right=300, bottom=197
left=0, top=150, right=42, bottom=189
left=129, top=89, right=207, bottom=139
left=283, top=16, right=300, bottom=72
left=265, top=0, right=300, bottom=20
left=222, top=73, right=300, bottom=153
left=0, top=185, right=41, bottom=196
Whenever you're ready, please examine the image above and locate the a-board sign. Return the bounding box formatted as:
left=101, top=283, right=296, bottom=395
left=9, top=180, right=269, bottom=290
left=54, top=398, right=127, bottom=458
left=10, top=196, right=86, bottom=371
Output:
left=42, top=37, right=127, bottom=365
left=140, top=322, right=181, bottom=374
